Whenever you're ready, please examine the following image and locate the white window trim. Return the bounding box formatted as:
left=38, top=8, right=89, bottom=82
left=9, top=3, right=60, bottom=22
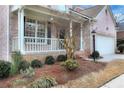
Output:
left=25, top=17, right=48, bottom=45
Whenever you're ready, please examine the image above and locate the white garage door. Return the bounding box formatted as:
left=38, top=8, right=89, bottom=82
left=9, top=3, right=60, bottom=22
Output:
left=95, top=35, right=115, bottom=55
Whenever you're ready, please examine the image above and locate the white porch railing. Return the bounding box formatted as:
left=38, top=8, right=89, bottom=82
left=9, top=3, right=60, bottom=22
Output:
left=12, top=37, right=65, bottom=53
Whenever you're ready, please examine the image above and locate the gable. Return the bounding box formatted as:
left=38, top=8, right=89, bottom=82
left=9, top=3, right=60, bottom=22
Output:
left=93, top=6, right=116, bottom=37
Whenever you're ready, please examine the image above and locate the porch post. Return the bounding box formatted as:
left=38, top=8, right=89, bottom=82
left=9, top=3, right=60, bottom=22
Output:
left=69, top=20, right=72, bottom=37
left=18, top=8, right=25, bottom=54
left=18, top=9, right=21, bottom=51
left=80, top=23, right=83, bottom=50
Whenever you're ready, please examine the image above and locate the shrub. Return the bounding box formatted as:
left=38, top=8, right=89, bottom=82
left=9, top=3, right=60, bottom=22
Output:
left=91, top=51, right=100, bottom=59
left=20, top=67, right=35, bottom=78
left=45, top=56, right=55, bottom=65
left=31, top=59, right=43, bottom=68
left=11, top=51, right=23, bottom=75
left=29, top=76, right=57, bottom=88
left=18, top=60, right=30, bottom=71
left=10, top=64, right=18, bottom=76
left=12, top=51, right=23, bottom=64
left=0, top=60, right=11, bottom=79
left=118, top=44, right=124, bottom=53
left=61, top=59, right=79, bottom=71
left=56, top=55, right=67, bottom=62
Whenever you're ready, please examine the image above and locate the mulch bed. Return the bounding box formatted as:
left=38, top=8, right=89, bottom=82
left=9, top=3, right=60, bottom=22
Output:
left=0, top=59, right=107, bottom=88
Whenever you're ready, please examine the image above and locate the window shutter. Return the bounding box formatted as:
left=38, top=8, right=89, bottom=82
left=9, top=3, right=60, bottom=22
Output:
left=24, top=16, right=26, bottom=36
left=47, top=22, right=51, bottom=44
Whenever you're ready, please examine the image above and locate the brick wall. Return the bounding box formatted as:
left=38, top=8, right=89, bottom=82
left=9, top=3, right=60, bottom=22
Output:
left=23, top=51, right=66, bottom=62
left=0, top=5, right=9, bottom=61
left=117, top=31, right=124, bottom=40
left=94, top=6, right=116, bottom=37
left=10, top=13, right=18, bottom=38
left=83, top=21, right=91, bottom=56
left=9, top=12, right=18, bottom=54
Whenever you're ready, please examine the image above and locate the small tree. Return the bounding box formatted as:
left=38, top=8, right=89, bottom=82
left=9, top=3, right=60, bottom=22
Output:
left=64, top=34, right=76, bottom=59
left=62, top=34, right=79, bottom=71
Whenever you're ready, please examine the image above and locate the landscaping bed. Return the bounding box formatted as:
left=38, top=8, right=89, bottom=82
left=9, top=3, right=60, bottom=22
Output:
left=0, top=59, right=106, bottom=88
left=54, top=60, right=124, bottom=88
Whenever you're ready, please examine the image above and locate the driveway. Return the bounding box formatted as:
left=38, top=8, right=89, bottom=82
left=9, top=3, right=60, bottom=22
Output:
left=101, top=74, right=124, bottom=88
left=96, top=54, right=124, bottom=62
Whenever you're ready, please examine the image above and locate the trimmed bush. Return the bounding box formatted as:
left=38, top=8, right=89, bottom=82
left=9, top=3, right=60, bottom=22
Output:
left=45, top=56, right=55, bottom=65
left=29, top=76, right=57, bottom=88
left=56, top=55, right=67, bottom=62
left=31, top=59, right=42, bottom=68
left=18, top=60, right=30, bottom=71
left=91, top=51, right=100, bottom=59
left=61, top=59, right=79, bottom=71
left=0, top=60, right=11, bottom=79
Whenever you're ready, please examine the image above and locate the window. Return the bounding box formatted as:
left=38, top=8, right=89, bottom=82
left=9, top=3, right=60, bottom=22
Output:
left=25, top=18, right=36, bottom=37
left=37, top=21, right=46, bottom=38
left=24, top=17, right=47, bottom=44
left=59, top=29, right=65, bottom=39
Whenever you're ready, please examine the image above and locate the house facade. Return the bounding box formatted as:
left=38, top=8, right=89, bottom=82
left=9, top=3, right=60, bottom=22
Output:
left=0, top=5, right=116, bottom=62
left=79, top=5, right=116, bottom=55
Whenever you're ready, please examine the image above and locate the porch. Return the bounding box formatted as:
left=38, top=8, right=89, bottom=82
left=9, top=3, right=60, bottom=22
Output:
left=12, top=37, right=65, bottom=53
left=10, top=5, right=91, bottom=54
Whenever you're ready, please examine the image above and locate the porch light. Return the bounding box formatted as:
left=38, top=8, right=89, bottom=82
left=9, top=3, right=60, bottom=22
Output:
left=91, top=30, right=96, bottom=36
left=50, top=17, right=54, bottom=21
left=91, top=30, right=96, bottom=62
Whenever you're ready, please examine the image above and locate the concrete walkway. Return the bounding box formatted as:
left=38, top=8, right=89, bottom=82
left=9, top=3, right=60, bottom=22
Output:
left=87, top=54, right=124, bottom=62
left=97, top=54, right=124, bottom=62
left=101, top=74, right=124, bottom=88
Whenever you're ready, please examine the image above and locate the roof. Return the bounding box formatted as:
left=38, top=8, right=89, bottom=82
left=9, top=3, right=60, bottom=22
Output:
left=79, top=5, right=105, bottom=17
left=75, top=5, right=116, bottom=25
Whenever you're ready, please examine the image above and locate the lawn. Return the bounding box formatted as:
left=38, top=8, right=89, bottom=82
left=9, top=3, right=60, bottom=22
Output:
left=0, top=59, right=106, bottom=88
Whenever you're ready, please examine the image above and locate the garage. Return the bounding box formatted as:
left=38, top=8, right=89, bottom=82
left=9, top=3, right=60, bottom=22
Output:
left=95, top=35, right=115, bottom=55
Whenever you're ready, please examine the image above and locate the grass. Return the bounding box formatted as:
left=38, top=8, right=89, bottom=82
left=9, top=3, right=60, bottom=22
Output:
left=54, top=60, right=124, bottom=88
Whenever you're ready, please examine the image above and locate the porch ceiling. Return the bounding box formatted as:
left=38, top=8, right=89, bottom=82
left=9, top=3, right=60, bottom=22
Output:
left=24, top=9, right=70, bottom=28
left=24, top=5, right=89, bottom=23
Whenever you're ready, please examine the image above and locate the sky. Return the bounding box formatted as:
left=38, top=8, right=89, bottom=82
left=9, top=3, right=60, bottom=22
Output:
left=111, top=5, right=124, bottom=15
left=111, top=5, right=124, bottom=23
